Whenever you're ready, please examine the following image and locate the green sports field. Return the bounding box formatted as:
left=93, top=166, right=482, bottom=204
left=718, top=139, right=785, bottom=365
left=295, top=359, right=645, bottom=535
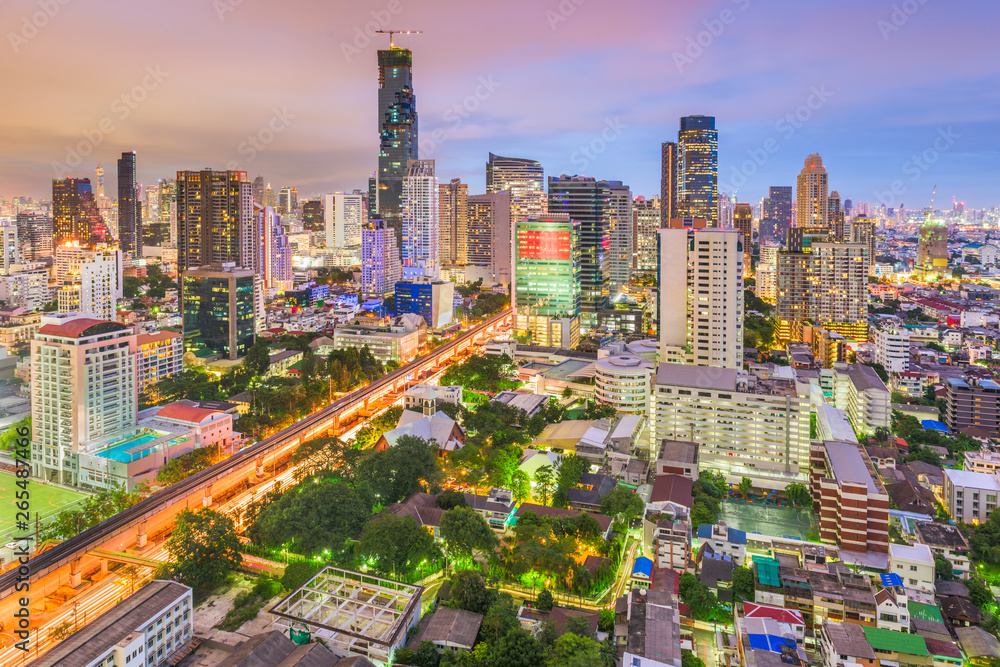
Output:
left=0, top=472, right=90, bottom=541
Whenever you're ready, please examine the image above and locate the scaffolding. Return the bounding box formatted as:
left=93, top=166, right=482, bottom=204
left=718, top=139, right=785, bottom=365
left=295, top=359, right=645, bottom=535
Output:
left=269, top=566, right=423, bottom=665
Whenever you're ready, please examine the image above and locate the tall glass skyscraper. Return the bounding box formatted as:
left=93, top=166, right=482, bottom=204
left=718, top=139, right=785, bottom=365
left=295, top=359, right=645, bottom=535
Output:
left=677, top=115, right=718, bottom=226
left=175, top=170, right=254, bottom=273
left=377, top=47, right=418, bottom=242
left=486, top=153, right=546, bottom=224
left=763, top=186, right=793, bottom=243
left=52, top=178, right=106, bottom=246
left=547, top=175, right=611, bottom=331
left=117, top=151, right=141, bottom=256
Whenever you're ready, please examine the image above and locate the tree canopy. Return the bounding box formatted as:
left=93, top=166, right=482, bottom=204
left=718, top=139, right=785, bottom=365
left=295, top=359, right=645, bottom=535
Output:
left=166, top=508, right=242, bottom=589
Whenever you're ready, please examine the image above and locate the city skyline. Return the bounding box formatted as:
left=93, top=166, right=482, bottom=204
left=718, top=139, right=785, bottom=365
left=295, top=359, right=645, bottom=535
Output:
left=0, top=0, right=997, bottom=208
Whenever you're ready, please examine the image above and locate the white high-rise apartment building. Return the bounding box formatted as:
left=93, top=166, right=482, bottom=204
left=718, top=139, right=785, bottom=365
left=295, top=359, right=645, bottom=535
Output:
left=633, top=197, right=660, bottom=272
left=30, top=314, right=138, bottom=486
left=260, top=205, right=293, bottom=293
left=56, top=248, right=123, bottom=321
left=401, top=159, right=439, bottom=280
left=0, top=220, right=21, bottom=274
left=658, top=227, right=744, bottom=369
left=608, top=182, right=633, bottom=295
left=323, top=192, right=364, bottom=248
left=875, top=326, right=910, bottom=374
left=362, top=220, right=401, bottom=299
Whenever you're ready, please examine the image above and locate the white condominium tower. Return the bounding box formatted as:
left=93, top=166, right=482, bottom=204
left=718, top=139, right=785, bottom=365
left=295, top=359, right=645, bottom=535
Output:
left=401, top=159, right=439, bottom=280
left=658, top=226, right=744, bottom=369
left=30, top=314, right=138, bottom=486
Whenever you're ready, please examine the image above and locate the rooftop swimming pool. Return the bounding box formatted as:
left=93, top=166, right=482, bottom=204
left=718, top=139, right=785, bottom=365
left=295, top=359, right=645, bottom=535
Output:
left=95, top=433, right=162, bottom=463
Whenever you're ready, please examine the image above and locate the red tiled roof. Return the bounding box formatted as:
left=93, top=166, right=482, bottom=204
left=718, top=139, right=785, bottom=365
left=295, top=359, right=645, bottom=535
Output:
left=156, top=403, right=221, bottom=424
left=742, top=602, right=805, bottom=625
left=137, top=330, right=182, bottom=345
left=38, top=318, right=122, bottom=338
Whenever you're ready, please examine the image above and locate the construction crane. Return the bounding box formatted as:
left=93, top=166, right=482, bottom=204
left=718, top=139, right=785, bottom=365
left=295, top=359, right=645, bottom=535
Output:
left=375, top=30, right=422, bottom=49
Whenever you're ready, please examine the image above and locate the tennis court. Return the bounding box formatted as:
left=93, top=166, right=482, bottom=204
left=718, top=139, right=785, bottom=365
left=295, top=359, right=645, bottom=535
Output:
left=0, top=472, right=90, bottom=540
left=719, top=499, right=816, bottom=540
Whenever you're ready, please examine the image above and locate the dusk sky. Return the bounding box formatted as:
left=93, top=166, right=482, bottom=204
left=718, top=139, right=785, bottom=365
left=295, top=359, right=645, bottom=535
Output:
left=1, top=0, right=998, bottom=209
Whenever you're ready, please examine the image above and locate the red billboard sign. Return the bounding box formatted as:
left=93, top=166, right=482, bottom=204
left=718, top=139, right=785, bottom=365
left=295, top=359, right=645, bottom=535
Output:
left=519, top=230, right=570, bottom=260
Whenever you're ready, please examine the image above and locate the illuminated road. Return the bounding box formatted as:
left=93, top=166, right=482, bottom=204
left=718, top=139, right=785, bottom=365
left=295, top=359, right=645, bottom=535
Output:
left=0, top=315, right=508, bottom=666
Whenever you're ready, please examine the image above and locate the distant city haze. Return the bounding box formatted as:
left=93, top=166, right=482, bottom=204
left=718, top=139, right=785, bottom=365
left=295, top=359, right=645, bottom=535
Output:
left=0, top=0, right=997, bottom=207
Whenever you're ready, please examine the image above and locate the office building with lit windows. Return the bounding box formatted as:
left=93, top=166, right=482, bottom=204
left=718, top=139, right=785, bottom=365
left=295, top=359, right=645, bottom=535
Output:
left=796, top=153, right=829, bottom=229
left=547, top=175, right=610, bottom=332
left=439, top=177, right=468, bottom=266
left=514, top=214, right=581, bottom=348
left=633, top=196, right=660, bottom=272
left=175, top=170, right=255, bottom=273
left=677, top=115, right=718, bottom=225
left=467, top=191, right=512, bottom=286
left=608, top=182, right=633, bottom=294
left=394, top=277, right=455, bottom=328
left=486, top=152, right=546, bottom=225
left=117, top=151, right=141, bottom=256
left=377, top=46, right=419, bottom=239
left=181, top=264, right=256, bottom=360
left=52, top=177, right=107, bottom=246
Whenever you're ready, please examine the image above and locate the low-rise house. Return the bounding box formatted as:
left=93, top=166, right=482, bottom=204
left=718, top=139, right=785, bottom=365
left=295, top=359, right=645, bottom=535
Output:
left=696, top=521, right=747, bottom=566
left=698, top=551, right=734, bottom=603
left=403, top=384, right=462, bottom=416
left=939, top=596, right=983, bottom=628
left=491, top=391, right=550, bottom=419
left=924, top=637, right=963, bottom=667
left=512, top=504, right=614, bottom=539
left=820, top=620, right=877, bottom=667
left=631, top=556, right=654, bottom=589
left=861, top=626, right=932, bottom=667
left=421, top=608, right=483, bottom=652
left=618, top=588, right=682, bottom=667
left=888, top=543, right=935, bottom=595
left=885, top=478, right=937, bottom=517
left=956, top=626, right=1000, bottom=666
left=874, top=586, right=909, bottom=633
left=655, top=520, right=691, bottom=570
left=567, top=473, right=617, bottom=513
left=741, top=603, right=806, bottom=645
left=647, top=474, right=694, bottom=519
left=464, top=488, right=517, bottom=531
left=914, top=521, right=972, bottom=580
left=374, top=410, right=466, bottom=453
left=656, top=439, right=698, bottom=479
left=267, top=349, right=303, bottom=377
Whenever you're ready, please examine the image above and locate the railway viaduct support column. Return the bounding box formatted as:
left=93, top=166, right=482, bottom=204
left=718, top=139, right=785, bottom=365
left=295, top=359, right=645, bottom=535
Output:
left=256, top=458, right=264, bottom=477
left=136, top=522, right=147, bottom=549
left=69, top=558, right=82, bottom=587
left=203, top=485, right=212, bottom=507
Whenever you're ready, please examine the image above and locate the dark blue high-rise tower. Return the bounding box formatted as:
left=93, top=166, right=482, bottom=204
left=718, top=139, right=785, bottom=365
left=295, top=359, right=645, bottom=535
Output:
left=377, top=47, right=418, bottom=244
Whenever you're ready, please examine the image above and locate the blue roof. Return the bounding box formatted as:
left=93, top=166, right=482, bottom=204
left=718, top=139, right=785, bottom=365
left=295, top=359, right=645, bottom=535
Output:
left=747, top=634, right=796, bottom=653
left=921, top=420, right=951, bottom=433
left=881, top=573, right=904, bottom=587
left=632, top=556, right=653, bottom=578
left=697, top=525, right=747, bottom=545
